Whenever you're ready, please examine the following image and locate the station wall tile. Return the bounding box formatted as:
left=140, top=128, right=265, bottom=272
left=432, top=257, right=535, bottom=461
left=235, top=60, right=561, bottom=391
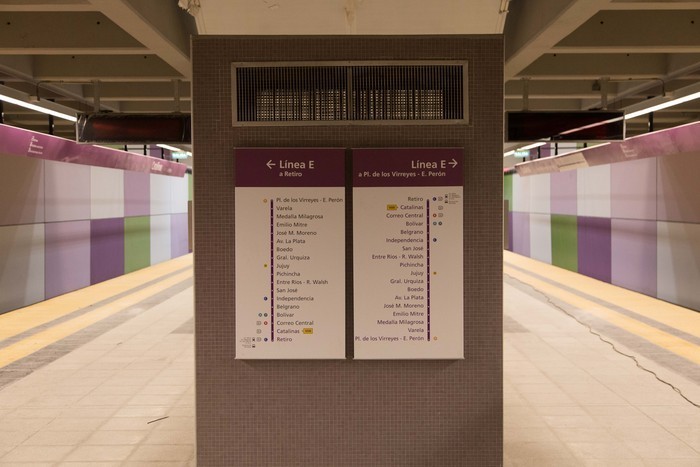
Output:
left=150, top=174, right=172, bottom=215
left=0, top=155, right=44, bottom=226
left=124, top=216, right=150, bottom=273
left=577, top=164, right=611, bottom=218
left=511, top=212, right=530, bottom=256
left=657, top=151, right=700, bottom=223
left=171, top=213, right=190, bottom=257
left=0, top=224, right=45, bottom=314
left=611, top=219, right=657, bottom=297
left=529, top=213, right=552, bottom=264
left=551, top=214, right=578, bottom=272
left=45, top=220, right=91, bottom=299
left=512, top=172, right=530, bottom=212
left=657, top=221, right=700, bottom=310
left=611, top=157, right=656, bottom=221
left=577, top=216, right=611, bottom=283
left=150, top=214, right=171, bottom=265
left=529, top=173, right=550, bottom=215
left=45, top=161, right=91, bottom=222
left=90, top=218, right=124, bottom=284
left=124, top=171, right=150, bottom=217
left=550, top=171, right=577, bottom=216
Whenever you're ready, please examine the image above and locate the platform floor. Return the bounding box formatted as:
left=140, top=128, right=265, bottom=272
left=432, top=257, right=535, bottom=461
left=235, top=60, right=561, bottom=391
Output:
left=0, top=252, right=698, bottom=466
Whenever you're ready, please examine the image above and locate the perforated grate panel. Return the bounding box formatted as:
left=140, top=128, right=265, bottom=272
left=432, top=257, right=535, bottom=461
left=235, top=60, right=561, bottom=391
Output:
left=233, top=63, right=466, bottom=124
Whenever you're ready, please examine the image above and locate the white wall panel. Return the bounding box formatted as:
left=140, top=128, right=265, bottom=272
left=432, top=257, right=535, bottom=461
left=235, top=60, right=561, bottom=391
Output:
left=512, top=173, right=531, bottom=212
left=577, top=164, right=611, bottom=218
left=529, top=213, right=552, bottom=264
left=150, top=214, right=172, bottom=265
left=657, top=151, right=700, bottom=223
left=0, top=154, right=44, bottom=226
left=45, top=161, right=91, bottom=222
left=0, top=224, right=45, bottom=313
left=150, top=174, right=172, bottom=215
left=170, top=175, right=189, bottom=214
left=529, top=173, right=551, bottom=214
left=90, top=166, right=125, bottom=219
left=657, top=221, right=700, bottom=311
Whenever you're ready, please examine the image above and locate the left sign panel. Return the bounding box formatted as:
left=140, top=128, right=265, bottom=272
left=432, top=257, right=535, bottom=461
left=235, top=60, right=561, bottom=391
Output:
left=235, top=148, right=346, bottom=359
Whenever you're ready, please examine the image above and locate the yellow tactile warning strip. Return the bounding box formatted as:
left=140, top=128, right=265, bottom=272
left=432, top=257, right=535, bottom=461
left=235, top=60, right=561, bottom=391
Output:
left=0, top=255, right=193, bottom=369
left=504, top=251, right=700, bottom=365
left=0, top=255, right=192, bottom=342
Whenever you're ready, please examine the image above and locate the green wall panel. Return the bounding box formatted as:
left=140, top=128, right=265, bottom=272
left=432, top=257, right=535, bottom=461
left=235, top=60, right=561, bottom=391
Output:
left=188, top=173, right=193, bottom=201
left=504, top=173, right=513, bottom=212
left=551, top=214, right=578, bottom=272
left=124, top=216, right=150, bottom=273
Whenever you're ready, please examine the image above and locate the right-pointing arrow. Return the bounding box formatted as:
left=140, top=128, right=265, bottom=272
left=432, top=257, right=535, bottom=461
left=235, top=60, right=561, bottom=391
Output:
left=449, top=158, right=458, bottom=168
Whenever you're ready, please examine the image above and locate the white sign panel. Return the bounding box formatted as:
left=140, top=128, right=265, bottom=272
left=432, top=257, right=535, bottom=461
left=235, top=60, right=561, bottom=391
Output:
left=235, top=148, right=346, bottom=359
left=353, top=149, right=464, bottom=359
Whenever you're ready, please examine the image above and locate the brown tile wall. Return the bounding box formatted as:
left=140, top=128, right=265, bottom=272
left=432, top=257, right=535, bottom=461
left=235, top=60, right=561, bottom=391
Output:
left=192, top=35, right=503, bottom=467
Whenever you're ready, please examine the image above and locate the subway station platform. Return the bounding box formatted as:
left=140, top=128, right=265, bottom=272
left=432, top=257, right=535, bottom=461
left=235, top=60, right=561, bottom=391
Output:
left=0, top=253, right=698, bottom=466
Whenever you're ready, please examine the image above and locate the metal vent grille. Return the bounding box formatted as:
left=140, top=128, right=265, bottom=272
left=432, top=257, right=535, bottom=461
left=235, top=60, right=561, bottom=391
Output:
left=232, top=62, right=467, bottom=124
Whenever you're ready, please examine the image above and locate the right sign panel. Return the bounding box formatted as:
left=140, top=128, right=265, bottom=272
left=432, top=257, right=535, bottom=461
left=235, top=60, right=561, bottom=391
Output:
left=353, top=148, right=464, bottom=359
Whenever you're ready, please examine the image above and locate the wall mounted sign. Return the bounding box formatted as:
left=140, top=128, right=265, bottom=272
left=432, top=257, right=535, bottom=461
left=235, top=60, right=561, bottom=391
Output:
left=234, top=148, right=346, bottom=359
left=0, top=123, right=187, bottom=177
left=353, top=148, right=464, bottom=359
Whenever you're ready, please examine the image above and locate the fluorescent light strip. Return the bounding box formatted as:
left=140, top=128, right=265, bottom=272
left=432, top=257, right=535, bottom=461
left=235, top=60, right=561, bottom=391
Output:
left=519, top=142, right=547, bottom=151
left=503, top=141, right=547, bottom=158
left=0, top=94, right=77, bottom=122
left=625, top=91, right=700, bottom=120
left=157, top=143, right=191, bottom=156
left=157, top=143, right=185, bottom=152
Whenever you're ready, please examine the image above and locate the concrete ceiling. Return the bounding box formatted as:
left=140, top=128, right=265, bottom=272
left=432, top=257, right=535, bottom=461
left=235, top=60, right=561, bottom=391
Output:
left=0, top=0, right=698, bottom=143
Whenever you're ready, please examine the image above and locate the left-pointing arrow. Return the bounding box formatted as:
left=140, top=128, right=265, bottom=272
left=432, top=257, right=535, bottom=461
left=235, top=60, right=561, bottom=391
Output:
left=266, top=160, right=276, bottom=169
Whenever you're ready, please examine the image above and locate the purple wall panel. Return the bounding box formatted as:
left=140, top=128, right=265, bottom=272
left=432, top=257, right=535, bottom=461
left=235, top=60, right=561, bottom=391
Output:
left=507, top=211, right=513, bottom=251
left=90, top=218, right=124, bottom=284
left=611, top=219, right=657, bottom=297
left=550, top=171, right=577, bottom=215
left=611, top=157, right=657, bottom=220
left=171, top=213, right=189, bottom=257
left=124, top=171, right=150, bottom=217
left=511, top=212, right=530, bottom=256
left=45, top=221, right=91, bottom=299
left=578, top=216, right=612, bottom=283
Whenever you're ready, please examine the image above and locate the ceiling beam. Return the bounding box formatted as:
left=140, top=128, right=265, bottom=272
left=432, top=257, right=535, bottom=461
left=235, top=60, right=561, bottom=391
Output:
left=504, top=0, right=613, bottom=79
left=32, top=55, right=181, bottom=81
left=583, top=54, right=700, bottom=108
left=0, top=0, right=96, bottom=12
left=79, top=81, right=191, bottom=101
left=87, top=0, right=192, bottom=79
left=519, top=53, right=667, bottom=79
left=118, top=100, right=191, bottom=113
left=557, top=10, right=700, bottom=49
left=552, top=46, right=700, bottom=54
left=0, top=47, right=150, bottom=55
left=605, top=1, right=700, bottom=10
left=0, top=11, right=151, bottom=58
